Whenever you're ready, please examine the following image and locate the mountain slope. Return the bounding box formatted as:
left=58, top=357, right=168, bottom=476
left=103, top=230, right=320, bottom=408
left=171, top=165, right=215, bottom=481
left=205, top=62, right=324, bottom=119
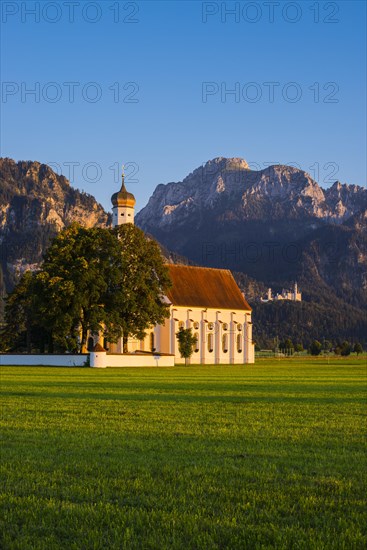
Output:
left=136, top=157, right=367, bottom=308
left=0, top=158, right=111, bottom=300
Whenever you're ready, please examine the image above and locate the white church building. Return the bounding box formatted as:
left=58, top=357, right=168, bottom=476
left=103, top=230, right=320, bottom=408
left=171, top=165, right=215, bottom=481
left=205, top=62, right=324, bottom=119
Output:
left=92, top=175, right=255, bottom=366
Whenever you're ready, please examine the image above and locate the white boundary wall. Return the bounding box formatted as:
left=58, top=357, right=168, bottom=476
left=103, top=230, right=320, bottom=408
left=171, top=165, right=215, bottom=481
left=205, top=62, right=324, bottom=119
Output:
left=0, top=354, right=88, bottom=367
left=0, top=353, right=175, bottom=368
left=91, top=352, right=174, bottom=368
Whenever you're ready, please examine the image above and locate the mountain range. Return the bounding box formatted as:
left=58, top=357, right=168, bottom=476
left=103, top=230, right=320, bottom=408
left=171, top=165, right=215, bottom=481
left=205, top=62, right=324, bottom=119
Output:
left=1, top=157, right=366, bottom=347
left=136, top=158, right=367, bottom=307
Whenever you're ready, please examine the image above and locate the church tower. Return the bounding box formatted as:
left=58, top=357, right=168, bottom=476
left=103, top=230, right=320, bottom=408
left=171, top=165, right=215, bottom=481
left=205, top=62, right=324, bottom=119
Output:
left=111, top=169, right=136, bottom=227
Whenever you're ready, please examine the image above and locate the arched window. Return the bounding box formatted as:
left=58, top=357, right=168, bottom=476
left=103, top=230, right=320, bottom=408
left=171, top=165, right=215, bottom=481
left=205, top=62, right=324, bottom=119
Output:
left=237, top=324, right=242, bottom=331
left=237, top=333, right=242, bottom=353
left=223, top=323, right=228, bottom=331
left=208, top=322, right=214, bottom=331
left=178, top=321, right=184, bottom=330
left=150, top=333, right=155, bottom=352
left=193, top=322, right=199, bottom=330
left=207, top=333, right=213, bottom=353
left=222, top=333, right=228, bottom=353
left=194, top=333, right=199, bottom=353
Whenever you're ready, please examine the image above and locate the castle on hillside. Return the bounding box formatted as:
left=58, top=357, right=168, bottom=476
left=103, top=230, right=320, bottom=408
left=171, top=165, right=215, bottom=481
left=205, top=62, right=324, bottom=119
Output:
left=90, top=171, right=255, bottom=365
left=261, top=282, right=302, bottom=303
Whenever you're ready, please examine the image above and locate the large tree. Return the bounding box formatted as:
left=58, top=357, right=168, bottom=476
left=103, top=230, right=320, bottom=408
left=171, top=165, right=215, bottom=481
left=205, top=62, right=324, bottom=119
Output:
left=108, top=224, right=172, bottom=352
left=2, top=223, right=172, bottom=353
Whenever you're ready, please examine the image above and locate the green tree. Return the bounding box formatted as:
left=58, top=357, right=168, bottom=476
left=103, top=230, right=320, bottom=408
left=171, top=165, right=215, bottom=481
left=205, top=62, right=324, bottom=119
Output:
left=33, top=271, right=79, bottom=352
left=2, top=224, right=172, bottom=353
left=36, top=224, right=122, bottom=352
left=340, top=341, right=352, bottom=356
left=109, top=224, right=172, bottom=352
left=176, top=327, right=197, bottom=365
left=1, top=272, right=37, bottom=352
left=294, top=343, right=304, bottom=353
left=323, top=340, right=333, bottom=353
left=354, top=342, right=363, bottom=355
left=309, top=340, right=322, bottom=356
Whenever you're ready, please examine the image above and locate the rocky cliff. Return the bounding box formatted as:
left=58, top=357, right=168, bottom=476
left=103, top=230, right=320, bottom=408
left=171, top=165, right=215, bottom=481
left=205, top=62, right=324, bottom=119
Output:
left=137, top=158, right=365, bottom=229
left=136, top=157, right=367, bottom=308
left=0, top=158, right=111, bottom=310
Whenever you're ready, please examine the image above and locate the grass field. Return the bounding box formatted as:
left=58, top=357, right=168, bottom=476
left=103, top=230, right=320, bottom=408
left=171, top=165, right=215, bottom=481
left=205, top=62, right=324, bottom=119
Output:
left=1, top=357, right=366, bottom=549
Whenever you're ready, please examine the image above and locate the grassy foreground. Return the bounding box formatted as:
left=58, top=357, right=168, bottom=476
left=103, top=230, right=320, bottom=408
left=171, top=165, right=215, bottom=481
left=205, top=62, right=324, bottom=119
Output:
left=1, top=358, right=366, bottom=549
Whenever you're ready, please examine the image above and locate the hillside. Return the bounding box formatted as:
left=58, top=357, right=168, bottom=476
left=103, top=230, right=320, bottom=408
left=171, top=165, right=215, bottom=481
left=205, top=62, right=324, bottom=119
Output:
left=136, top=158, right=367, bottom=308
left=0, top=158, right=111, bottom=316
left=136, top=157, right=367, bottom=347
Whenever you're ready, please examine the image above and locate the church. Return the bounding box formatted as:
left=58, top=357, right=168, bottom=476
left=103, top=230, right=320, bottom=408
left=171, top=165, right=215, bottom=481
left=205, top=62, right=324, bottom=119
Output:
left=93, top=174, right=255, bottom=365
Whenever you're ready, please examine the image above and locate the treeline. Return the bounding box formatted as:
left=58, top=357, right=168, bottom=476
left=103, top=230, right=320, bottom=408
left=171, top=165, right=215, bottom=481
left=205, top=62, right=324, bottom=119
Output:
left=259, top=338, right=364, bottom=356
left=252, top=300, right=367, bottom=350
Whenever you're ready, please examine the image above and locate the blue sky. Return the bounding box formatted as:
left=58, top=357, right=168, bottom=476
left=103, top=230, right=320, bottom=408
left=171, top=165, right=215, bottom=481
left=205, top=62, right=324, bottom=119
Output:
left=1, top=0, right=365, bottom=212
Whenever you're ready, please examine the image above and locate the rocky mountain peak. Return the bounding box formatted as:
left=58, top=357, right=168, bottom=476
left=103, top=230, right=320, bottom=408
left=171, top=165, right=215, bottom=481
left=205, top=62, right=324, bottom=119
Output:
left=253, top=164, right=322, bottom=200
left=135, top=158, right=367, bottom=305
left=332, top=180, right=342, bottom=190
left=184, top=157, right=250, bottom=185
left=136, top=158, right=366, bottom=235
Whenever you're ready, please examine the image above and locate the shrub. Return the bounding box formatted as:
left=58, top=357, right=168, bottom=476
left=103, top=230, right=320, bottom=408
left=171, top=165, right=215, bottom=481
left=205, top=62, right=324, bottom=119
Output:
left=354, top=343, right=363, bottom=355
left=340, top=341, right=352, bottom=356
left=310, top=340, right=322, bottom=356
left=176, top=328, right=197, bottom=365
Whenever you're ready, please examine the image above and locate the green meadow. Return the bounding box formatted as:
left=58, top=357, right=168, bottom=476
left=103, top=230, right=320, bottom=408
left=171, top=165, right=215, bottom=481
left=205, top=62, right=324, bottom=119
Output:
left=1, top=357, right=366, bottom=549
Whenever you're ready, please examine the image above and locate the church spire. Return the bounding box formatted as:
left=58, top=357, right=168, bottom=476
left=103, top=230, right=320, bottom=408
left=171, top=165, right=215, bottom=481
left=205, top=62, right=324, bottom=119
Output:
left=111, top=165, right=136, bottom=227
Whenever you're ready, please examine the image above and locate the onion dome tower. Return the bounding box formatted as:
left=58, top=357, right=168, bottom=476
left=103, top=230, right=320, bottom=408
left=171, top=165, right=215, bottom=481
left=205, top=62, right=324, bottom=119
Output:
left=111, top=169, right=136, bottom=227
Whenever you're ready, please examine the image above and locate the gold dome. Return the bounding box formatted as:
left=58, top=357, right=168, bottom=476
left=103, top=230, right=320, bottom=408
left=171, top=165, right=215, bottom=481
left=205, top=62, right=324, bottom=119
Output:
left=111, top=173, right=136, bottom=207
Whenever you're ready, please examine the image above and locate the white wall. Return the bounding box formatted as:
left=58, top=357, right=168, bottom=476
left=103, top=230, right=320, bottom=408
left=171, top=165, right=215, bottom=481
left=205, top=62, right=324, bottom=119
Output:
left=0, top=354, right=88, bottom=367
left=90, top=352, right=174, bottom=368
left=167, top=306, right=255, bottom=364
left=0, top=353, right=175, bottom=368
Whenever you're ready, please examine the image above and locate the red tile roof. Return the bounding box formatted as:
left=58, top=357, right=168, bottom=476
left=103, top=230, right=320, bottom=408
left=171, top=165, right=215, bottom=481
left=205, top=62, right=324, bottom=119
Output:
left=93, top=343, right=106, bottom=352
left=165, top=265, right=251, bottom=311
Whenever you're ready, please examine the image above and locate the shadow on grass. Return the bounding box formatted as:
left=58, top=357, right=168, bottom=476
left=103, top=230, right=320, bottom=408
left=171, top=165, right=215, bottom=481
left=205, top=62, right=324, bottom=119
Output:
left=0, top=389, right=362, bottom=404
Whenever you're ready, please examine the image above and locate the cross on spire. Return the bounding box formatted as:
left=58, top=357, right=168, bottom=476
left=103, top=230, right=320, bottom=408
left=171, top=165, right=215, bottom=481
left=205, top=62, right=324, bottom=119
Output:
left=121, top=165, right=125, bottom=190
